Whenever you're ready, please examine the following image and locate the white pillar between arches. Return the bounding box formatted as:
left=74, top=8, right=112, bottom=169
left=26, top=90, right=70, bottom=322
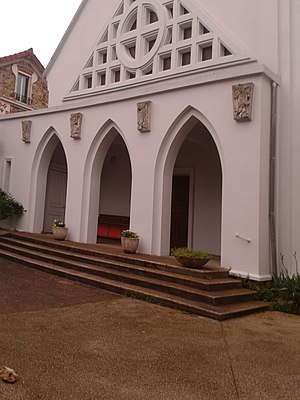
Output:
left=129, top=154, right=156, bottom=255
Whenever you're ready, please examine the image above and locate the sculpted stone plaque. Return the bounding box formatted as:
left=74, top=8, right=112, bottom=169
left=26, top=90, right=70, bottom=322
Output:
left=232, top=83, right=254, bottom=122
left=22, top=120, right=32, bottom=143
left=0, top=100, right=10, bottom=115
left=137, top=101, right=151, bottom=133
left=70, top=112, right=83, bottom=139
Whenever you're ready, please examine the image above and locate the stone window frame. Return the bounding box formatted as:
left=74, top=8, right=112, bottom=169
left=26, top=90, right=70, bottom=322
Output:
left=12, top=64, right=38, bottom=105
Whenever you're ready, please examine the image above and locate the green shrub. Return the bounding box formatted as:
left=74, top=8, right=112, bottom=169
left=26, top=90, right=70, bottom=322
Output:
left=253, top=269, right=300, bottom=315
left=171, top=248, right=209, bottom=259
left=121, top=230, right=139, bottom=238
left=273, top=270, right=300, bottom=307
left=256, top=286, right=279, bottom=302
left=0, top=189, right=25, bottom=221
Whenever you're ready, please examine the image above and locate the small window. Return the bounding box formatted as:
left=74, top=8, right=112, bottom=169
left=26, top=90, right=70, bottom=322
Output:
left=71, top=78, right=80, bottom=92
left=144, top=34, right=158, bottom=55
left=98, top=49, right=107, bottom=64
left=114, top=2, right=124, bottom=17
left=125, top=41, right=136, bottom=59
left=149, top=11, right=158, bottom=23
left=126, top=11, right=138, bottom=32
left=126, top=70, right=136, bottom=80
left=220, top=44, right=232, bottom=57
left=128, top=45, right=136, bottom=58
left=202, top=46, right=212, bottom=61
left=199, top=44, right=213, bottom=61
left=3, top=159, right=11, bottom=192
left=98, top=72, right=106, bottom=86
left=183, top=26, right=192, bottom=40
left=112, top=22, right=119, bottom=39
left=165, top=27, right=173, bottom=44
left=84, top=75, right=93, bottom=89
left=179, top=22, right=192, bottom=42
left=85, top=54, right=94, bottom=68
left=130, top=19, right=137, bottom=31
left=181, top=51, right=191, bottom=66
left=180, top=5, right=189, bottom=15
left=112, top=69, right=121, bottom=83
left=111, top=46, right=118, bottom=61
left=163, top=57, right=171, bottom=70
left=15, top=73, right=30, bottom=104
left=199, top=23, right=209, bottom=35
left=165, top=3, right=173, bottom=18
left=99, top=28, right=108, bottom=44
left=148, top=39, right=156, bottom=51
left=87, top=77, right=93, bottom=88
left=142, top=64, right=153, bottom=75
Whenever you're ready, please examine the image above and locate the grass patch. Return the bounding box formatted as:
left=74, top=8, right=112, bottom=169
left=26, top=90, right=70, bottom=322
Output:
left=243, top=271, right=300, bottom=315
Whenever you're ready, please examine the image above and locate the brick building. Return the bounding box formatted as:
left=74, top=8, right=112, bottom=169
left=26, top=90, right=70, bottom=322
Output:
left=0, top=48, right=48, bottom=115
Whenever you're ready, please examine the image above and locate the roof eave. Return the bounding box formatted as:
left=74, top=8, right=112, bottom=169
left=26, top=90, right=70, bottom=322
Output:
left=43, top=0, right=88, bottom=78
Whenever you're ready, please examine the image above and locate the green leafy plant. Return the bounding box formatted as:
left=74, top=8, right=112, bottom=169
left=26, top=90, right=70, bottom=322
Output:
left=239, top=253, right=300, bottom=315
left=253, top=270, right=300, bottom=315
left=0, top=189, right=25, bottom=221
left=121, top=230, right=139, bottom=238
left=172, top=248, right=210, bottom=268
left=53, top=219, right=66, bottom=228
left=273, top=270, right=300, bottom=307
left=171, top=248, right=209, bottom=260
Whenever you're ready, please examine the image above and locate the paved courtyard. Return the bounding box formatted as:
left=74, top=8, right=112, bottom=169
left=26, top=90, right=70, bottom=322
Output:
left=0, top=258, right=299, bottom=400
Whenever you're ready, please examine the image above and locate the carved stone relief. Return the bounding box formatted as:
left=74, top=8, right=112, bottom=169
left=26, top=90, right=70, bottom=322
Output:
left=0, top=100, right=10, bottom=115
left=70, top=112, right=83, bottom=139
left=22, top=120, right=32, bottom=143
left=232, top=83, right=254, bottom=122
left=137, top=101, right=151, bottom=133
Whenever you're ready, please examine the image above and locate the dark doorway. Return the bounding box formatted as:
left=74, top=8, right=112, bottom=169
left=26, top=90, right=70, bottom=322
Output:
left=170, top=175, right=190, bottom=250
left=43, top=142, right=67, bottom=233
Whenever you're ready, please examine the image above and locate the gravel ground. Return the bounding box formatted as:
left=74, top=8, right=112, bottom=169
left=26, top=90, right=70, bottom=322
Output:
left=0, top=258, right=299, bottom=400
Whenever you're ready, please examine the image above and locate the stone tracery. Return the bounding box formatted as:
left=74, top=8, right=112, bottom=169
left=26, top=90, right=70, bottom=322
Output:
left=68, top=0, right=250, bottom=98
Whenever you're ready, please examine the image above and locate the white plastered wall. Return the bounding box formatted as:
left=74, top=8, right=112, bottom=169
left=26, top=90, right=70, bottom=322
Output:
left=277, top=0, right=300, bottom=275
left=0, top=71, right=272, bottom=280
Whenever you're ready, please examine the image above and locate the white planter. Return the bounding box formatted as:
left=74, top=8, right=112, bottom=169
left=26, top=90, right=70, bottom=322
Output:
left=52, top=227, right=68, bottom=240
left=121, top=237, right=139, bottom=254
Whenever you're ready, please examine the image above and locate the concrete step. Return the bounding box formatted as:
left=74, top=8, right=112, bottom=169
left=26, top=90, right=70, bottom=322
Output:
left=0, top=235, right=241, bottom=291
left=0, top=247, right=267, bottom=320
left=0, top=232, right=268, bottom=319
left=0, top=241, right=255, bottom=306
left=4, top=232, right=229, bottom=279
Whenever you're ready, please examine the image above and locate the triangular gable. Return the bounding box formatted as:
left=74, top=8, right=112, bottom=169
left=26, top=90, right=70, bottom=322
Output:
left=67, top=0, right=253, bottom=98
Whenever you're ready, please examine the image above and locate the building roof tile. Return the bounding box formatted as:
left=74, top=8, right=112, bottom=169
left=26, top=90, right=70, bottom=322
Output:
left=0, top=48, right=45, bottom=73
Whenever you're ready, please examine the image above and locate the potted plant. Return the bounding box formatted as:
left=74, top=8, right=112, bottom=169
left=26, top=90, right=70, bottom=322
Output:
left=121, top=230, right=139, bottom=254
left=52, top=219, right=68, bottom=241
left=172, top=247, right=210, bottom=268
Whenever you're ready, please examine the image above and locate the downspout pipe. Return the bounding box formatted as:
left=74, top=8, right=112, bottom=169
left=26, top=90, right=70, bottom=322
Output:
left=269, top=81, right=278, bottom=276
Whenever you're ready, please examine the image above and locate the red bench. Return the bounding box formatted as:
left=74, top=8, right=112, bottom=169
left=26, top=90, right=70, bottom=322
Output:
left=97, top=214, right=130, bottom=239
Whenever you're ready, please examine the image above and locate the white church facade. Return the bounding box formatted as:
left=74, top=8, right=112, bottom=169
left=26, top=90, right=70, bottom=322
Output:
left=0, top=0, right=299, bottom=281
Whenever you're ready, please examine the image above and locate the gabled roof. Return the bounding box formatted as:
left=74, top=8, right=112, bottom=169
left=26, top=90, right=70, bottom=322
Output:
left=65, top=0, right=254, bottom=100
left=44, top=0, right=88, bottom=77
left=0, top=48, right=45, bottom=74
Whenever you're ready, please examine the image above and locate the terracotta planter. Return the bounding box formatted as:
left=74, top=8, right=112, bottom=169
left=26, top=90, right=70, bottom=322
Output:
left=121, top=237, right=139, bottom=254
left=52, top=227, right=68, bottom=241
left=175, top=256, right=210, bottom=269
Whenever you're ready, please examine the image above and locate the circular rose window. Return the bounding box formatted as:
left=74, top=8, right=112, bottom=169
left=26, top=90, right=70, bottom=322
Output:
left=116, top=0, right=166, bottom=70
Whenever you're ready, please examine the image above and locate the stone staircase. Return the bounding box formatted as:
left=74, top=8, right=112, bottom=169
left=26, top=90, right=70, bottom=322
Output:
left=0, top=232, right=268, bottom=320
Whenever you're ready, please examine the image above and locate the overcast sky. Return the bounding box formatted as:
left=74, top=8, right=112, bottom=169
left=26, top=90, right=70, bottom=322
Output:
left=0, top=0, right=83, bottom=67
